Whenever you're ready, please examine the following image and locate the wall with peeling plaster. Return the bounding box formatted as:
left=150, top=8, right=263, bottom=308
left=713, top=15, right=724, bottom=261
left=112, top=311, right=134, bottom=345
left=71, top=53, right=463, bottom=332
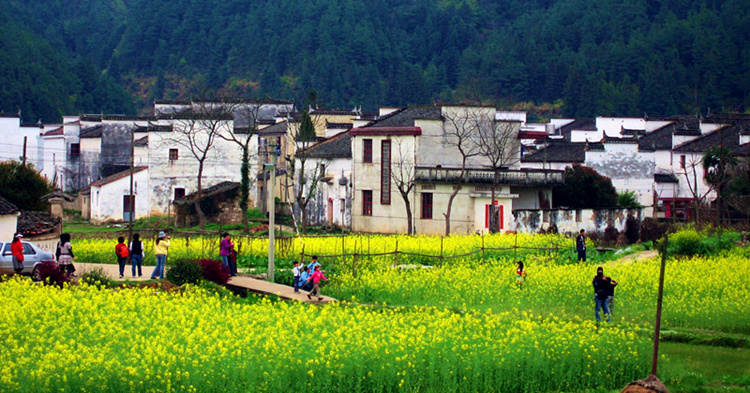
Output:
left=514, top=207, right=642, bottom=235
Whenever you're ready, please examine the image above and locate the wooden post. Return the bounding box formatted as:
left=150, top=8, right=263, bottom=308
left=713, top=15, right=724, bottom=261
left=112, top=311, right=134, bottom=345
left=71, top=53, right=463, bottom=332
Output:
left=352, top=239, right=357, bottom=278
left=482, top=235, right=485, bottom=262
left=440, top=236, right=444, bottom=262
left=652, top=235, right=669, bottom=376
left=395, top=239, right=399, bottom=265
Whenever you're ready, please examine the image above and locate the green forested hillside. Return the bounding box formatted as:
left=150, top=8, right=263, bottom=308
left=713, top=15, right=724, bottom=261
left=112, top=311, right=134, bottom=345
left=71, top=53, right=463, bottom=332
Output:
left=2, top=0, right=749, bottom=121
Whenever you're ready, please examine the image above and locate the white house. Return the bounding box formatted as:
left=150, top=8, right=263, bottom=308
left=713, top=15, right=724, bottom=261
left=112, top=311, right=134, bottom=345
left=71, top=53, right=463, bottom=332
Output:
left=89, top=167, right=149, bottom=223
left=348, top=106, right=562, bottom=235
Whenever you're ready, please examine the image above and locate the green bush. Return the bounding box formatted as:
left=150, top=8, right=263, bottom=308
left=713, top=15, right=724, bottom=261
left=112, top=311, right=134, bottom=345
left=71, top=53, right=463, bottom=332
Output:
left=166, top=259, right=203, bottom=286
left=80, top=267, right=113, bottom=288
left=669, top=228, right=703, bottom=256
left=668, top=227, right=739, bottom=257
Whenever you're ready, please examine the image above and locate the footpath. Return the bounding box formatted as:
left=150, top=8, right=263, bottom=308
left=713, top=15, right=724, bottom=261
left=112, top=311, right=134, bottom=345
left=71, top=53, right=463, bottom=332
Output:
left=75, top=263, right=335, bottom=304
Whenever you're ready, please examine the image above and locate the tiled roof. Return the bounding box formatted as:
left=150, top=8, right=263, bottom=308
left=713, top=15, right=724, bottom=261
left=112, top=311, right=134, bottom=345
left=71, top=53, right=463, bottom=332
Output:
left=79, top=125, right=103, bottom=138
left=673, top=125, right=740, bottom=153
left=556, top=118, right=596, bottom=142
left=134, top=136, right=148, bottom=147
left=44, top=127, right=63, bottom=136
left=0, top=113, right=19, bottom=118
left=638, top=123, right=675, bottom=151
left=258, top=121, right=288, bottom=135
left=173, top=181, right=240, bottom=206
left=364, top=106, right=441, bottom=128
left=135, top=124, right=172, bottom=132
left=90, top=166, right=148, bottom=187
left=0, top=195, right=19, bottom=215
left=40, top=191, right=74, bottom=202
left=734, top=142, right=750, bottom=156
left=302, top=131, right=352, bottom=159
left=326, top=121, right=352, bottom=129
left=621, top=127, right=645, bottom=136
left=521, top=142, right=601, bottom=163
left=654, top=173, right=679, bottom=183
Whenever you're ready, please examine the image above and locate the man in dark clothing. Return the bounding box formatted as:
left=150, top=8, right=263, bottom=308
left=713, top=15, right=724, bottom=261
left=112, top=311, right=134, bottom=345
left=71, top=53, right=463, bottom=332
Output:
left=592, top=266, right=610, bottom=322
left=576, top=229, right=587, bottom=262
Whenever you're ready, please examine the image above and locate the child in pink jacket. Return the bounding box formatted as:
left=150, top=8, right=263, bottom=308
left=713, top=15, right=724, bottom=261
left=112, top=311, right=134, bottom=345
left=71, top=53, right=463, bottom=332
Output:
left=306, top=265, right=328, bottom=300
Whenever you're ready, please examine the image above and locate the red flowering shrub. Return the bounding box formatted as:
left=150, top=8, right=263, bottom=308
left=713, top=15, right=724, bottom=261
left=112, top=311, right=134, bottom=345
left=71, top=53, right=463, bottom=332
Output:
left=199, top=259, right=231, bottom=286
left=36, top=261, right=70, bottom=288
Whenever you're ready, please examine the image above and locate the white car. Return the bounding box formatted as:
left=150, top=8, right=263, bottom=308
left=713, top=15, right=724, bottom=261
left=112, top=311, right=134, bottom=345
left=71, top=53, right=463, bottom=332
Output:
left=0, top=241, right=56, bottom=280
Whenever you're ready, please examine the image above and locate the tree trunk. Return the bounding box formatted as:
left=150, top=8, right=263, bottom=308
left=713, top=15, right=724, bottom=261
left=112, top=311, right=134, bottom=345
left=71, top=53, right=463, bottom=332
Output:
left=240, top=146, right=250, bottom=233
left=196, top=162, right=206, bottom=229
left=444, top=187, right=459, bottom=236
left=400, top=191, right=413, bottom=235
left=300, top=201, right=308, bottom=234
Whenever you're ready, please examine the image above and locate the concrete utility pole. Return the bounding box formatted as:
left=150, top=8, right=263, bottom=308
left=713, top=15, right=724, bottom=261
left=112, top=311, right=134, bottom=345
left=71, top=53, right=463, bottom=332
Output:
left=128, top=127, right=135, bottom=247
left=22, top=136, right=27, bottom=166
left=265, top=162, right=276, bottom=282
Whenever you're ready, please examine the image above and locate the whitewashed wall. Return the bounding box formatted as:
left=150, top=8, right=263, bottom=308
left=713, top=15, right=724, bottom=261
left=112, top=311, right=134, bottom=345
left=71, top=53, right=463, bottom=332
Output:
left=90, top=169, right=149, bottom=223
left=0, top=214, right=18, bottom=241
left=514, top=208, right=642, bottom=235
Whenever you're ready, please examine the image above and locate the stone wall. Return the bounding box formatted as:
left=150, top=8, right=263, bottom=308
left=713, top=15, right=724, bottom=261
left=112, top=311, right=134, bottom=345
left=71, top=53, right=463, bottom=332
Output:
left=514, top=207, right=642, bottom=235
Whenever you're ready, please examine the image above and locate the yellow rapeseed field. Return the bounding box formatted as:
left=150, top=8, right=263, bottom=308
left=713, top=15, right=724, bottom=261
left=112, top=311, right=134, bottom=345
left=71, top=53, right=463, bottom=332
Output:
left=0, top=278, right=650, bottom=393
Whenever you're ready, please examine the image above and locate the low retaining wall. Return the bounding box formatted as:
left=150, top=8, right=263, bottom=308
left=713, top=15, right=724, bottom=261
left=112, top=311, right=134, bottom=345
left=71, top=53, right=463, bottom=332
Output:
left=514, top=208, right=642, bottom=235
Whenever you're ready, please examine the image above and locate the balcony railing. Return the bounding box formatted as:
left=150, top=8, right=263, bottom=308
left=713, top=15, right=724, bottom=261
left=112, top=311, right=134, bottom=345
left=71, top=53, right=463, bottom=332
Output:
left=414, top=166, right=563, bottom=186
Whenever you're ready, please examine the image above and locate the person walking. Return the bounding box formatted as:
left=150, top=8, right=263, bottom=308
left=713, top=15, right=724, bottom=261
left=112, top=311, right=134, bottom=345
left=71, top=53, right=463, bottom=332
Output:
left=306, top=265, right=328, bottom=301
left=151, top=231, right=170, bottom=280
left=576, top=229, right=587, bottom=262
left=292, top=261, right=302, bottom=293
left=115, top=236, right=129, bottom=279
left=592, top=266, right=611, bottom=323
left=56, top=233, right=77, bottom=277
left=10, top=233, right=24, bottom=274
left=220, top=232, right=234, bottom=274
left=129, top=233, right=144, bottom=278
left=515, top=260, right=527, bottom=290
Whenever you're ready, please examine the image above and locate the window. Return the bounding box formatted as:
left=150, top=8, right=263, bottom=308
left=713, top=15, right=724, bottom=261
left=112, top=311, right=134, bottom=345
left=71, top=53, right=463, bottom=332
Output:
left=421, top=193, right=433, bottom=219
left=362, top=190, right=373, bottom=216
left=169, top=149, right=179, bottom=161
left=340, top=198, right=345, bottom=212
left=363, top=139, right=373, bottom=163
left=70, top=143, right=80, bottom=158
left=174, top=188, right=186, bottom=201
left=381, top=140, right=391, bottom=205
left=680, top=155, right=686, bottom=169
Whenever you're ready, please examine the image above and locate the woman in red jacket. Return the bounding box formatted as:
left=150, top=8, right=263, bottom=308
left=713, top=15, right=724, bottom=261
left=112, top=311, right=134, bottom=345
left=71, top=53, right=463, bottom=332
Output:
left=11, top=233, right=24, bottom=274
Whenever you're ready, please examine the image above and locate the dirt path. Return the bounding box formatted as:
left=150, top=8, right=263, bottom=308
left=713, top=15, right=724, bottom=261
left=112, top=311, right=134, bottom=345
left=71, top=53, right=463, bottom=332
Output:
left=604, top=249, right=659, bottom=266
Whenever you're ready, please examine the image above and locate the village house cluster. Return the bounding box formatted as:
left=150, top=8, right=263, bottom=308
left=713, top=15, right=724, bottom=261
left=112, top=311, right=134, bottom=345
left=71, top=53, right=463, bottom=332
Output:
left=1, top=101, right=748, bottom=235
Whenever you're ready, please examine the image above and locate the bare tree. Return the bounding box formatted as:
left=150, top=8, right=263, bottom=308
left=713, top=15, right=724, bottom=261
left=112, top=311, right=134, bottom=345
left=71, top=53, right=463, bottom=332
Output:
left=217, top=102, right=260, bottom=233
left=681, top=153, right=715, bottom=224
left=442, top=108, right=481, bottom=236
left=472, top=113, right=521, bottom=232
left=389, top=138, right=417, bottom=235
left=162, top=103, right=233, bottom=229
left=286, top=110, right=327, bottom=233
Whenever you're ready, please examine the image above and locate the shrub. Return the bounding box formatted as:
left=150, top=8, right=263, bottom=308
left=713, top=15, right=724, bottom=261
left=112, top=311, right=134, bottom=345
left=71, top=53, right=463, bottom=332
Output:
left=602, top=224, right=619, bottom=245
left=669, top=228, right=703, bottom=256
left=166, top=259, right=202, bottom=286
left=199, top=259, right=231, bottom=285
left=625, top=216, right=640, bottom=244
left=80, top=267, right=113, bottom=288
left=640, top=218, right=667, bottom=242
left=36, top=261, right=69, bottom=288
